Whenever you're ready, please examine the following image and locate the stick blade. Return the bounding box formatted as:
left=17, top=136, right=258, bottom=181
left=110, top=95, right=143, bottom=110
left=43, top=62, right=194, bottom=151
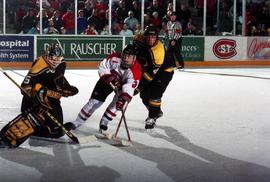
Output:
left=78, top=135, right=97, bottom=144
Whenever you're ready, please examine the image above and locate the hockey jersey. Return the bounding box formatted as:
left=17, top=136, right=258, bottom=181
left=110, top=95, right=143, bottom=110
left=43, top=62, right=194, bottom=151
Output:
left=98, top=52, right=142, bottom=99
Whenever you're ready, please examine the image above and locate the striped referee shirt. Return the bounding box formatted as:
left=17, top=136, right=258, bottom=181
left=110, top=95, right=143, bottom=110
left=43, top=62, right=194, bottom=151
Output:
left=167, top=20, right=182, bottom=40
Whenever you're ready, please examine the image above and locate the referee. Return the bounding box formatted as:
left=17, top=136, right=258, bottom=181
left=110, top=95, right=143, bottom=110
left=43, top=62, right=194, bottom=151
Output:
left=166, top=11, right=184, bottom=69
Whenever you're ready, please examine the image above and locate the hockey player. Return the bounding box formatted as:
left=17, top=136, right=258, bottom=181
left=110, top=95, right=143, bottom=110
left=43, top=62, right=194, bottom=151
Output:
left=71, top=44, right=141, bottom=132
left=0, top=43, right=78, bottom=147
left=133, top=24, right=175, bottom=129
left=166, top=11, right=184, bottom=69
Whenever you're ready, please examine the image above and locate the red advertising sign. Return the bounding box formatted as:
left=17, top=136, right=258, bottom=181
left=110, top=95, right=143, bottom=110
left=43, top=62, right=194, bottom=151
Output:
left=212, top=39, right=237, bottom=59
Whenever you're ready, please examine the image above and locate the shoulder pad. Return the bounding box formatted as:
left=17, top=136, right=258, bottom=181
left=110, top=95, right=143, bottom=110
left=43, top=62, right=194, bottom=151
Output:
left=29, top=56, right=49, bottom=75
left=150, top=40, right=165, bottom=66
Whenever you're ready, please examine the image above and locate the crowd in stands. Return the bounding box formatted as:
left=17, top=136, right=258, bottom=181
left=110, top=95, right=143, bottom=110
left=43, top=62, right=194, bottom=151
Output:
left=4, top=0, right=270, bottom=36
left=246, top=0, right=270, bottom=36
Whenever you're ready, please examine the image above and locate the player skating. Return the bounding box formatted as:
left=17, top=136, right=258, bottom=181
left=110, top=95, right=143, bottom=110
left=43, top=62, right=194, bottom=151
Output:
left=133, top=24, right=177, bottom=129
left=70, top=44, right=141, bottom=132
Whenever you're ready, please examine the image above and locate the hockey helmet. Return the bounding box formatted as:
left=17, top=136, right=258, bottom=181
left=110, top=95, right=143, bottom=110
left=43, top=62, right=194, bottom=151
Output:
left=144, top=24, right=159, bottom=47
left=45, top=43, right=63, bottom=69
left=121, top=44, right=138, bottom=69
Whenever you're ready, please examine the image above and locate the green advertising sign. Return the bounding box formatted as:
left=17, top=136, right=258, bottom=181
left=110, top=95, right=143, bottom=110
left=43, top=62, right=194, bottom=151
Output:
left=37, top=36, right=123, bottom=61
left=162, top=36, right=204, bottom=61
left=181, top=37, right=204, bottom=61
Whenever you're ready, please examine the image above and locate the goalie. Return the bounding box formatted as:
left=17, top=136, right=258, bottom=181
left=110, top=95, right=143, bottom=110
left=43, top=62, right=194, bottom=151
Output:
left=0, top=43, right=78, bottom=148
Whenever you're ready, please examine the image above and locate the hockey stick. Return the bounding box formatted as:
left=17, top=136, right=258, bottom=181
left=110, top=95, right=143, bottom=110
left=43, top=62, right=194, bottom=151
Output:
left=0, top=67, right=80, bottom=144
left=114, top=103, right=131, bottom=141
left=109, top=83, right=132, bottom=142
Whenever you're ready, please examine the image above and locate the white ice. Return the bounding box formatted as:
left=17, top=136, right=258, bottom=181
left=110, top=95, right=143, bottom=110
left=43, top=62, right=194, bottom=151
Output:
left=1, top=68, right=270, bottom=182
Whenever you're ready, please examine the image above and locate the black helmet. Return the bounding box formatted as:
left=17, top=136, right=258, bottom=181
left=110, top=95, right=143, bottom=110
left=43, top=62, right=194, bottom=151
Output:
left=144, top=24, right=159, bottom=47
left=121, top=44, right=138, bottom=68
left=45, top=43, right=63, bottom=69
left=46, top=43, right=63, bottom=57
left=122, top=44, right=138, bottom=56
left=144, top=24, right=158, bottom=37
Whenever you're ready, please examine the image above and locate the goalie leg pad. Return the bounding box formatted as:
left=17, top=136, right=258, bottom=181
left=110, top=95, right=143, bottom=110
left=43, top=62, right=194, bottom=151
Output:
left=0, top=114, right=38, bottom=147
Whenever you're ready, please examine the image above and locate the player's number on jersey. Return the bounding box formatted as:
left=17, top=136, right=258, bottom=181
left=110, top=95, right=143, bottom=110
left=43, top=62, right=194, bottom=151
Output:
left=23, top=76, right=31, bottom=84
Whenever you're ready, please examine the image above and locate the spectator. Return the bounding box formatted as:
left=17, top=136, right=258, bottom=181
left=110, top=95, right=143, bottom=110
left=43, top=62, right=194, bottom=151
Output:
left=183, top=23, right=197, bottom=35
left=51, top=10, right=64, bottom=32
left=43, top=19, right=59, bottom=34
left=150, top=11, right=161, bottom=29
left=146, top=0, right=164, bottom=20
left=177, top=4, right=192, bottom=31
left=100, top=24, right=110, bottom=35
left=134, top=22, right=143, bottom=35
left=112, top=22, right=121, bottom=35
left=119, top=23, right=133, bottom=35
left=59, top=0, right=72, bottom=14
left=82, top=0, right=95, bottom=19
left=27, top=21, right=40, bottom=34
left=62, top=8, right=75, bottom=34
left=143, top=12, right=152, bottom=29
left=95, top=0, right=108, bottom=18
left=162, top=10, right=172, bottom=27
left=49, top=0, right=60, bottom=12
left=78, top=1, right=85, bottom=10
left=131, top=0, right=141, bottom=21
left=40, top=8, right=49, bottom=30
left=116, top=0, right=129, bottom=23
left=88, top=9, right=106, bottom=33
left=22, top=8, right=37, bottom=34
left=84, top=24, right=98, bottom=35
left=77, top=9, right=88, bottom=34
left=124, top=10, right=139, bottom=31
left=60, top=26, right=67, bottom=34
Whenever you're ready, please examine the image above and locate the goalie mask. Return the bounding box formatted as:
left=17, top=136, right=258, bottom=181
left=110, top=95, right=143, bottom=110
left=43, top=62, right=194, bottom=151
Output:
left=121, top=44, right=138, bottom=69
left=45, top=43, right=63, bottom=69
left=144, top=24, right=159, bottom=47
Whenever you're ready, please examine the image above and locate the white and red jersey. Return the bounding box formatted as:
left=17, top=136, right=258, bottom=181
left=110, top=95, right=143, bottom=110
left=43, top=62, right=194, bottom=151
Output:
left=98, top=52, right=142, bottom=99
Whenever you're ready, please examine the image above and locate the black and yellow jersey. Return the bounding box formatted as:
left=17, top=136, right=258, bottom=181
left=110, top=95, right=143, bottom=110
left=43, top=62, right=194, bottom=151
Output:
left=21, top=56, right=66, bottom=111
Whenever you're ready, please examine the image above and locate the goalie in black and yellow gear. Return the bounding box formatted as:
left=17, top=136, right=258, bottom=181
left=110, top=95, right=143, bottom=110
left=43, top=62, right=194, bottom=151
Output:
left=0, top=43, right=78, bottom=148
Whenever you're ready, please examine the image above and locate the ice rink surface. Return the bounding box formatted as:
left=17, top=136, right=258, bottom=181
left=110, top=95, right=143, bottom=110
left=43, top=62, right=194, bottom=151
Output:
left=1, top=68, right=270, bottom=182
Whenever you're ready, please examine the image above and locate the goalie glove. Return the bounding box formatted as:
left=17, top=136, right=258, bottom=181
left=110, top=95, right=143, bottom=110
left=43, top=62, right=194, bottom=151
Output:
left=116, top=93, right=132, bottom=110
left=100, top=69, right=122, bottom=89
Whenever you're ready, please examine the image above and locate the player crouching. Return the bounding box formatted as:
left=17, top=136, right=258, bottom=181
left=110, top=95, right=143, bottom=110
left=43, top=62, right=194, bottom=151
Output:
left=0, top=43, right=78, bottom=148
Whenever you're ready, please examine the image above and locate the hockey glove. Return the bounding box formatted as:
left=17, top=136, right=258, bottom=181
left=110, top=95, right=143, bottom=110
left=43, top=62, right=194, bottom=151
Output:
left=61, top=85, right=79, bottom=97
left=101, top=70, right=122, bottom=89
left=116, top=93, right=132, bottom=110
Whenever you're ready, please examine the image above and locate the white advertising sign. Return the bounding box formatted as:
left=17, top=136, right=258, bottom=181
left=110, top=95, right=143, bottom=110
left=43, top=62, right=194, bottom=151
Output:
left=247, top=37, right=270, bottom=60
left=205, top=37, right=247, bottom=61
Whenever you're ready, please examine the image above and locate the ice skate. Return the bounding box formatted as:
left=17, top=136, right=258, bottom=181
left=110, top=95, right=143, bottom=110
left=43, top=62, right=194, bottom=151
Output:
left=145, top=117, right=156, bottom=129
